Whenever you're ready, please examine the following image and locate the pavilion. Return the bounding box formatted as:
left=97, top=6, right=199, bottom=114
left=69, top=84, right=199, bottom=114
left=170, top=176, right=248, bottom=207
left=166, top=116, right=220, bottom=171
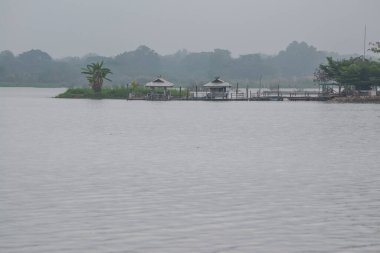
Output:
left=145, top=76, right=175, bottom=100
left=204, top=77, right=231, bottom=99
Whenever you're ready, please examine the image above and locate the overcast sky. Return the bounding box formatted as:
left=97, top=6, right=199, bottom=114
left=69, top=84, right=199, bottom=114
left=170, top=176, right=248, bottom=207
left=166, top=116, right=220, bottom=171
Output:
left=1, top=0, right=379, bottom=58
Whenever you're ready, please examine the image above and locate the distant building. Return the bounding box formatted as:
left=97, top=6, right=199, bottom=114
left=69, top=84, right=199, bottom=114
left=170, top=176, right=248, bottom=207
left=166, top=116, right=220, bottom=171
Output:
left=204, top=77, right=231, bottom=99
left=145, top=76, right=175, bottom=100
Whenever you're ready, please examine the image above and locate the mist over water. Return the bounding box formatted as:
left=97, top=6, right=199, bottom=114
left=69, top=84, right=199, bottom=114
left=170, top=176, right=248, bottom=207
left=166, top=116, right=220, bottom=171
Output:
left=1, top=88, right=380, bottom=252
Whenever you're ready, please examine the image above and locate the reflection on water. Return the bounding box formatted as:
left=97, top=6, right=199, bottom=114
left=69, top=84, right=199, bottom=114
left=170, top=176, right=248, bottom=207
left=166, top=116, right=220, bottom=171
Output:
left=1, top=88, right=380, bottom=252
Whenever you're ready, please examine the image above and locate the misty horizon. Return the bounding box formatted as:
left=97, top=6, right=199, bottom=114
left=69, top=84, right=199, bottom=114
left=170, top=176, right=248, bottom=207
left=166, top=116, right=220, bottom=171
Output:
left=0, top=40, right=362, bottom=60
left=0, top=41, right=361, bottom=87
left=1, top=0, right=379, bottom=59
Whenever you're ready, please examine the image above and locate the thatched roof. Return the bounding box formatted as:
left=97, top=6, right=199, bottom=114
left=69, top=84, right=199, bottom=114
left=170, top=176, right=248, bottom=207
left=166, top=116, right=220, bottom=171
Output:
left=204, top=77, right=231, bottom=88
left=145, top=77, right=175, bottom=88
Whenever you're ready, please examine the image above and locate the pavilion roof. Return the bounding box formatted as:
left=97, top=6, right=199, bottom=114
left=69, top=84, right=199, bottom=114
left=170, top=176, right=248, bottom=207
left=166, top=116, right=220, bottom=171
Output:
left=203, top=77, right=231, bottom=87
left=145, top=77, right=175, bottom=88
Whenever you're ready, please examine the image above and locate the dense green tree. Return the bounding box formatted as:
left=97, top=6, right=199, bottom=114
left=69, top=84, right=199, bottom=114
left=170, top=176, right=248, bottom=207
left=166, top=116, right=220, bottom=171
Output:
left=0, top=50, right=15, bottom=62
left=115, top=45, right=161, bottom=77
left=18, top=49, right=52, bottom=64
left=208, top=49, right=232, bottom=78
left=275, top=41, right=326, bottom=77
left=15, top=50, right=54, bottom=83
left=81, top=61, right=112, bottom=92
left=369, top=42, right=380, bottom=54
left=0, top=51, right=16, bottom=82
left=315, top=57, right=380, bottom=91
left=181, top=52, right=211, bottom=81
left=230, top=54, right=276, bottom=79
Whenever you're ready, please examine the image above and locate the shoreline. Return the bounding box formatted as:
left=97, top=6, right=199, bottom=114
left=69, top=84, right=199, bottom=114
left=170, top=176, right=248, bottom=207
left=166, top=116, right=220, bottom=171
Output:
left=330, top=96, right=380, bottom=104
left=56, top=94, right=380, bottom=103
left=3, top=87, right=379, bottom=103
left=55, top=87, right=380, bottom=103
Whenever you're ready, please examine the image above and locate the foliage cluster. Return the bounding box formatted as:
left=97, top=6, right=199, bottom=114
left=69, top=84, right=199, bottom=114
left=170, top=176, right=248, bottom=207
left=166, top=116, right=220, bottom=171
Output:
left=168, top=88, right=190, bottom=97
left=130, top=85, right=151, bottom=96
left=369, top=42, right=380, bottom=54
left=81, top=61, right=112, bottom=91
left=315, top=57, right=380, bottom=91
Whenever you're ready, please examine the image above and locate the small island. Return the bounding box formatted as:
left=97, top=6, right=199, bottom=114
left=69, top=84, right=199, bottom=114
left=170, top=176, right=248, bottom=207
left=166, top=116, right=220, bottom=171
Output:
left=57, top=44, right=380, bottom=103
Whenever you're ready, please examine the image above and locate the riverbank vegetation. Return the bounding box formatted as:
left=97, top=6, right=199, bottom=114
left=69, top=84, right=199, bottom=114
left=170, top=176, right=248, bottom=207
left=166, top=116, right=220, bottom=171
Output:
left=56, top=87, right=128, bottom=99
left=0, top=82, right=64, bottom=88
left=331, top=96, right=380, bottom=103
left=314, top=42, right=380, bottom=96
left=315, top=57, right=380, bottom=92
left=56, top=86, right=190, bottom=99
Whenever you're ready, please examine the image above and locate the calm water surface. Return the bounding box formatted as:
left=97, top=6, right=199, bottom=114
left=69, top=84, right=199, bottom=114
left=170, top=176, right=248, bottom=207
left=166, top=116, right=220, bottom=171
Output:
left=1, top=88, right=380, bottom=252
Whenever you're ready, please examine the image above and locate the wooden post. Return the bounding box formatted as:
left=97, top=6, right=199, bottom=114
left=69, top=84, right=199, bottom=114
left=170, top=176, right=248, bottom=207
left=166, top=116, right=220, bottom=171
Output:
left=246, top=85, right=248, bottom=100
left=258, top=74, right=262, bottom=97
left=126, top=83, right=129, bottom=100
left=179, top=86, right=182, bottom=98
left=195, top=85, right=198, bottom=100
left=236, top=82, right=239, bottom=100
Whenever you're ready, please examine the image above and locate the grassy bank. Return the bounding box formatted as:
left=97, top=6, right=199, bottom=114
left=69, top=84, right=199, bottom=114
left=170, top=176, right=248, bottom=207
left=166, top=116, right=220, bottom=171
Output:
left=56, top=87, right=190, bottom=99
left=0, top=82, right=66, bottom=88
left=331, top=96, right=380, bottom=104
left=56, top=87, right=130, bottom=99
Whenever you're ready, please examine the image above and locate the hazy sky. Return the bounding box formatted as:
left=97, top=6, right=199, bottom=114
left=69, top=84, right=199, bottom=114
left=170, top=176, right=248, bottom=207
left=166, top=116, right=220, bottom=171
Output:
left=1, top=0, right=379, bottom=58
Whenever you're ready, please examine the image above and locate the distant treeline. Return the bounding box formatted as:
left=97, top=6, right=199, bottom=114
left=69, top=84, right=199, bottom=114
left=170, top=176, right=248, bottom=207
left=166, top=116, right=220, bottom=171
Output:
left=0, top=41, right=357, bottom=88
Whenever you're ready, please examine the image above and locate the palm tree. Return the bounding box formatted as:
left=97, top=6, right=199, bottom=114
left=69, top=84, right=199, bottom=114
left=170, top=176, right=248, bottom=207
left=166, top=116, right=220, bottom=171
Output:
left=81, top=61, right=112, bottom=92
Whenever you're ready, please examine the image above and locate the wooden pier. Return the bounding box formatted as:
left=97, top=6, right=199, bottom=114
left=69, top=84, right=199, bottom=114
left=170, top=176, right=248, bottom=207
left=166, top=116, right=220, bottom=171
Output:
left=127, top=88, right=335, bottom=102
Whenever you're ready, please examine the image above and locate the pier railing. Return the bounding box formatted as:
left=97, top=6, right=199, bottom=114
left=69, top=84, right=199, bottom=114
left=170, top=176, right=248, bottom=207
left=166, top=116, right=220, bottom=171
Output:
left=206, top=92, right=229, bottom=99
left=133, top=88, right=337, bottom=101
left=230, top=92, right=246, bottom=99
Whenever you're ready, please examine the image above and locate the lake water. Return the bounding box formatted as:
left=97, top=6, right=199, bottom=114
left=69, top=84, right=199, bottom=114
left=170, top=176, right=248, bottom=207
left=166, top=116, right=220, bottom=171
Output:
left=1, top=88, right=380, bottom=253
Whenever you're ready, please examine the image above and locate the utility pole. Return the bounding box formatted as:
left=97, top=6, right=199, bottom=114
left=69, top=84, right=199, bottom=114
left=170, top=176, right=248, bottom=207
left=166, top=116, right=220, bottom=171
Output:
left=364, top=24, right=367, bottom=60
